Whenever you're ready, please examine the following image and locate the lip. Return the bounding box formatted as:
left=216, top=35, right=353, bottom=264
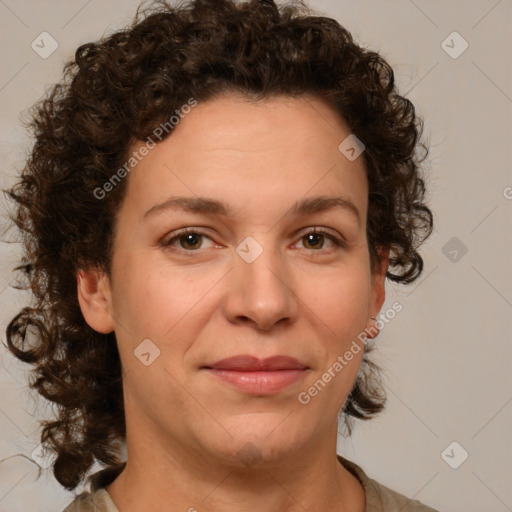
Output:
left=205, top=355, right=307, bottom=371
left=203, top=355, right=308, bottom=395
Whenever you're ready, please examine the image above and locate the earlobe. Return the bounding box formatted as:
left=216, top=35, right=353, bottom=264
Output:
left=76, top=268, right=115, bottom=334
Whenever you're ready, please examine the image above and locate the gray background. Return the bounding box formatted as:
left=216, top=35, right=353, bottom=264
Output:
left=0, top=1, right=511, bottom=511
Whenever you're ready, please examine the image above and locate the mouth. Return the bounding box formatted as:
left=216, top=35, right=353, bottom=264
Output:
left=202, top=355, right=309, bottom=395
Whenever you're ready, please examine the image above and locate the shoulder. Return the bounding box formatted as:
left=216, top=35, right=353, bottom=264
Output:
left=61, top=464, right=125, bottom=512
left=61, top=489, right=118, bottom=512
left=364, top=477, right=440, bottom=511
left=337, top=455, right=440, bottom=512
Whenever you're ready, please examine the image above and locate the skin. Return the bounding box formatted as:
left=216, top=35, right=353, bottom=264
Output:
left=77, top=92, right=388, bottom=512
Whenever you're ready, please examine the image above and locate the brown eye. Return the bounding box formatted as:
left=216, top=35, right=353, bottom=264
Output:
left=161, top=229, right=215, bottom=252
left=179, top=232, right=203, bottom=250
left=298, top=229, right=343, bottom=251
left=302, top=232, right=325, bottom=250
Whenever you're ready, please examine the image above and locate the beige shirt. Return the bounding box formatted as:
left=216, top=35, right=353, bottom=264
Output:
left=62, top=455, right=440, bottom=511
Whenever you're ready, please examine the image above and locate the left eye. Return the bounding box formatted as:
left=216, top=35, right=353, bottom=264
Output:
left=295, top=230, right=343, bottom=251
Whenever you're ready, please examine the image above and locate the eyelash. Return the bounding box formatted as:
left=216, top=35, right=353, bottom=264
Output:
left=160, top=227, right=346, bottom=253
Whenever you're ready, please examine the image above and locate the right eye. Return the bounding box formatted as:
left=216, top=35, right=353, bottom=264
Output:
left=160, top=228, right=217, bottom=252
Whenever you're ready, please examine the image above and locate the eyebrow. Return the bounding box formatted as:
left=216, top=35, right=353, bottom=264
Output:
left=143, top=195, right=360, bottom=224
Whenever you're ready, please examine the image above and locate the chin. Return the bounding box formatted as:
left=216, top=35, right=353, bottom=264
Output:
left=201, top=415, right=309, bottom=469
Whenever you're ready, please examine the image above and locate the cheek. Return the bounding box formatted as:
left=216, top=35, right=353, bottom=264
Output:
left=300, top=265, right=371, bottom=341
left=112, top=253, right=223, bottom=340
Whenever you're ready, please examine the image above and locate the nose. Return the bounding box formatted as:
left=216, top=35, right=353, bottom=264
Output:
left=222, top=241, right=300, bottom=332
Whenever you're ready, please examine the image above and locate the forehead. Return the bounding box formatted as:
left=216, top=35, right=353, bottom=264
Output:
left=169, top=92, right=352, bottom=149
left=118, top=93, right=368, bottom=223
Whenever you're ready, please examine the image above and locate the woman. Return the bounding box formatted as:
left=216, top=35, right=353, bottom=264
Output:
left=5, top=0, right=437, bottom=510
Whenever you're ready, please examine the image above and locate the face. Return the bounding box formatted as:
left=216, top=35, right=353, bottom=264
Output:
left=78, top=93, right=387, bottom=469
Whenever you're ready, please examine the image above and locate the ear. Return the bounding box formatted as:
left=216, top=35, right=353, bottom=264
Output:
left=367, top=246, right=389, bottom=339
left=76, top=267, right=115, bottom=334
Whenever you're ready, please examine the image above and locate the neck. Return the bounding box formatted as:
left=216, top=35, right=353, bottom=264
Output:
left=105, top=432, right=365, bottom=511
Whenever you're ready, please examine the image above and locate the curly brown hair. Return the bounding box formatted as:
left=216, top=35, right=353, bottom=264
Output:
left=3, top=0, right=433, bottom=491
